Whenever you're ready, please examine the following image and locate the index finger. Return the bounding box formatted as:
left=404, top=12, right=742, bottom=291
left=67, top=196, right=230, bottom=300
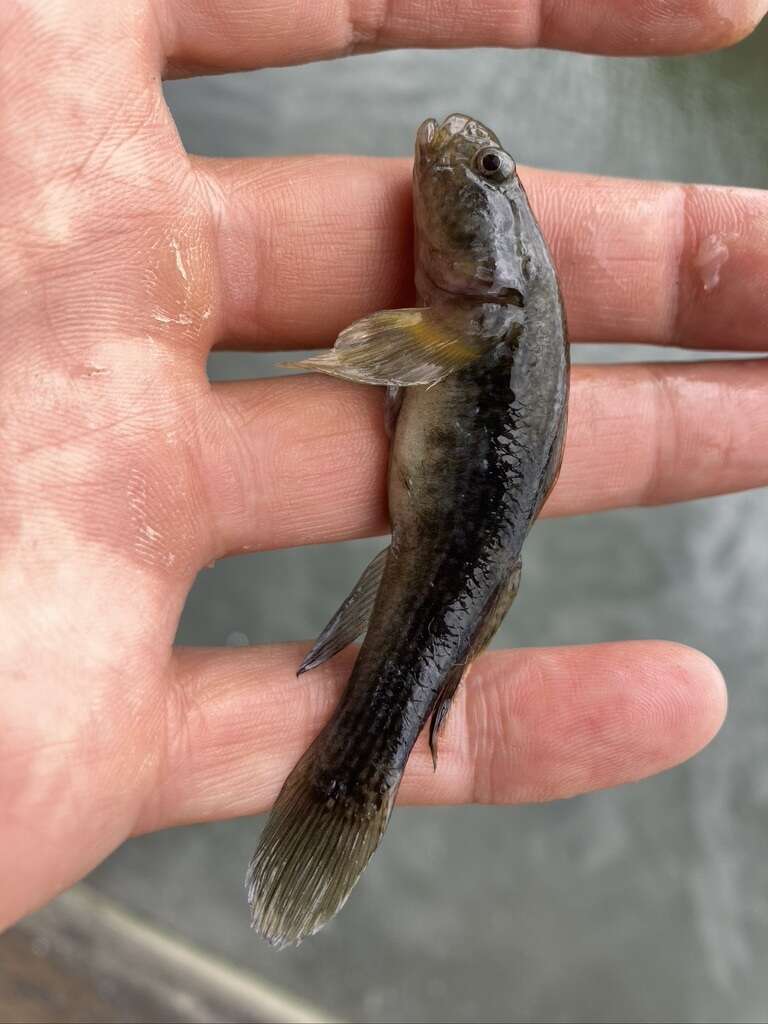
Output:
left=200, top=157, right=768, bottom=352
left=159, top=0, right=767, bottom=75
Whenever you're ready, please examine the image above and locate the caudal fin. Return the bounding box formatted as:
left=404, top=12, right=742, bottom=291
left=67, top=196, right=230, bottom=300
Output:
left=246, top=751, right=398, bottom=948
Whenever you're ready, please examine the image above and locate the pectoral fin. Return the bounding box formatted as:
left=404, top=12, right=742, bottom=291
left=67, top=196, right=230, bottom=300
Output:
left=281, top=307, right=497, bottom=387
left=384, top=385, right=403, bottom=439
left=297, top=547, right=389, bottom=675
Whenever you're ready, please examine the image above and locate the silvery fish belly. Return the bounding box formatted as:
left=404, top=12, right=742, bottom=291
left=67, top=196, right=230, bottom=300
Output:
left=247, top=114, right=569, bottom=947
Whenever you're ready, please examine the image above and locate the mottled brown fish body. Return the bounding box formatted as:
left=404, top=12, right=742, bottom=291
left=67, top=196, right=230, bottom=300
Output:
left=248, top=114, right=569, bottom=946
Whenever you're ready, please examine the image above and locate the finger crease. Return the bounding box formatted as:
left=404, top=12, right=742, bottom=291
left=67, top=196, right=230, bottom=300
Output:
left=667, top=182, right=689, bottom=346
left=643, top=365, right=680, bottom=507
left=536, top=0, right=555, bottom=46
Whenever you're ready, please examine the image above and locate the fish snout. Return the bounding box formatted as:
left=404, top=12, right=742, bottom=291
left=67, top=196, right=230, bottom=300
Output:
left=438, top=113, right=473, bottom=137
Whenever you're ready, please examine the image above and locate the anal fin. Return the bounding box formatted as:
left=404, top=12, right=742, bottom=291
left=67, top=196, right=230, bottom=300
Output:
left=297, top=547, right=389, bottom=675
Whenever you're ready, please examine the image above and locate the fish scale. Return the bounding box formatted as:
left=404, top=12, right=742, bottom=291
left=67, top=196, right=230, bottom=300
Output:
left=247, top=113, right=569, bottom=947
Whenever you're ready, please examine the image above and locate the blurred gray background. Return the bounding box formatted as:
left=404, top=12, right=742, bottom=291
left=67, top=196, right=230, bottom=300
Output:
left=87, top=24, right=768, bottom=1024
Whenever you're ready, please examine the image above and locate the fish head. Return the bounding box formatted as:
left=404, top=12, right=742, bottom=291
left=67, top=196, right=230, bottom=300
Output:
left=414, top=113, right=531, bottom=305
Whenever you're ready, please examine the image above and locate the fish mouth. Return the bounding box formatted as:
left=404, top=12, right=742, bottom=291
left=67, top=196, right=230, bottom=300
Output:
left=416, top=114, right=498, bottom=163
left=417, top=114, right=473, bottom=150
left=438, top=113, right=475, bottom=138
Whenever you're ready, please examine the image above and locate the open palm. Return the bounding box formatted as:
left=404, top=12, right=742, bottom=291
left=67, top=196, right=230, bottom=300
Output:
left=3, top=0, right=767, bottom=931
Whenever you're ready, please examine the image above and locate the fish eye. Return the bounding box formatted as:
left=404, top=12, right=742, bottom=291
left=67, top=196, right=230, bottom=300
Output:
left=474, top=147, right=515, bottom=182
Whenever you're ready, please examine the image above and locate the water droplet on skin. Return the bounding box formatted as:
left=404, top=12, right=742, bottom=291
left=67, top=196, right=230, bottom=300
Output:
left=226, top=630, right=250, bottom=647
left=171, top=238, right=188, bottom=282
left=695, top=234, right=730, bottom=293
left=78, top=364, right=108, bottom=377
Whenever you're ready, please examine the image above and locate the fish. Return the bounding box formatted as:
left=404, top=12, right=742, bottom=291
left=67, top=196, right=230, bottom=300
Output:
left=247, top=114, right=569, bottom=947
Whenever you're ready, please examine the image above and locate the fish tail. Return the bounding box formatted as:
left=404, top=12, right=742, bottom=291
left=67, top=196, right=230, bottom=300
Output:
left=246, top=745, right=399, bottom=948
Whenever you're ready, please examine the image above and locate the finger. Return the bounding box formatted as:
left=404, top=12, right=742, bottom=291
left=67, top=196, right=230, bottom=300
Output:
left=198, top=157, right=768, bottom=352
left=200, top=359, right=768, bottom=557
left=159, top=0, right=767, bottom=75
left=137, top=640, right=725, bottom=831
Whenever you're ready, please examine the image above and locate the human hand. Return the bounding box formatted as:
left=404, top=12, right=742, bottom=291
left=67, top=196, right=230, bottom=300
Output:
left=3, top=0, right=767, bottom=930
